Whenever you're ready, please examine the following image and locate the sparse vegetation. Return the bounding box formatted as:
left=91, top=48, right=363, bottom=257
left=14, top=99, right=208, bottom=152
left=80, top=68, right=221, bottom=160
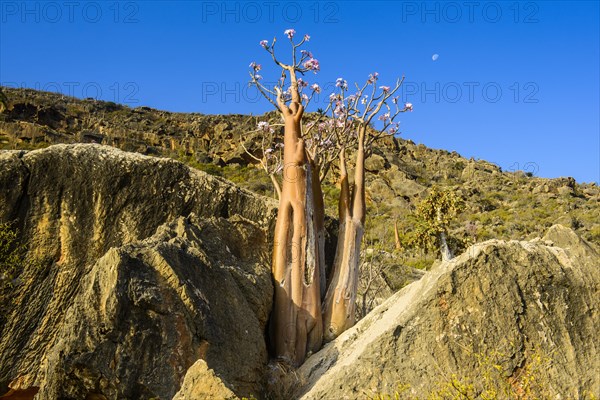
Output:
left=366, top=345, right=589, bottom=400
left=408, top=187, right=464, bottom=261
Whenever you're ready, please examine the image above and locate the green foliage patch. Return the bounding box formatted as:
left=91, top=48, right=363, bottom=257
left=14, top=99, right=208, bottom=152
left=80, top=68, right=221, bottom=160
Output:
left=366, top=346, right=596, bottom=400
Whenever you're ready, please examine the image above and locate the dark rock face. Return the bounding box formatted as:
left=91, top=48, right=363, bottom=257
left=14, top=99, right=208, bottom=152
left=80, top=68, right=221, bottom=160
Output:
left=0, top=144, right=276, bottom=399
left=293, top=227, right=600, bottom=399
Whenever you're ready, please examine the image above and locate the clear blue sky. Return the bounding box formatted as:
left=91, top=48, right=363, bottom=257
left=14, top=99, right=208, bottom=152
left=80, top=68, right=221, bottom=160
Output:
left=1, top=1, right=598, bottom=183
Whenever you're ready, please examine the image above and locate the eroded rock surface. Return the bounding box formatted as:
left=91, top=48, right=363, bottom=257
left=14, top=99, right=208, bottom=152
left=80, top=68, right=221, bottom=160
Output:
left=0, top=144, right=276, bottom=399
left=292, top=226, right=600, bottom=399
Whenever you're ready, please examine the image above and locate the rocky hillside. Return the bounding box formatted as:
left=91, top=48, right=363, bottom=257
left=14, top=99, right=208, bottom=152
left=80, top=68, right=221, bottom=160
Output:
left=0, top=87, right=260, bottom=165
left=1, top=87, right=598, bottom=253
left=2, top=86, right=599, bottom=320
left=0, top=145, right=598, bottom=399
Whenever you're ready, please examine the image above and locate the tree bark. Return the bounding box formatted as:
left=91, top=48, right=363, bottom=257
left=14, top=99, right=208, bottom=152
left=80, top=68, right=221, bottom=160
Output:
left=394, top=220, right=402, bottom=250
left=439, top=231, right=453, bottom=262
left=322, top=129, right=366, bottom=341
left=269, top=78, right=323, bottom=366
left=310, top=161, right=327, bottom=300
left=269, top=173, right=282, bottom=200
left=436, top=209, right=453, bottom=261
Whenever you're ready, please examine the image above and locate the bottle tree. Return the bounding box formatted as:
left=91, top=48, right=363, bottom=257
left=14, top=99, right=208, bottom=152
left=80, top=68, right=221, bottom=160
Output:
left=315, top=75, right=408, bottom=341
left=250, top=30, right=325, bottom=366
left=249, top=30, right=412, bottom=365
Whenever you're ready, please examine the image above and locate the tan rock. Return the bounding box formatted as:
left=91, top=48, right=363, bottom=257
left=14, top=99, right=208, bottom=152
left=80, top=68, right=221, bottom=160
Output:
left=172, top=359, right=238, bottom=400
left=0, top=144, right=276, bottom=399
left=290, top=227, right=600, bottom=399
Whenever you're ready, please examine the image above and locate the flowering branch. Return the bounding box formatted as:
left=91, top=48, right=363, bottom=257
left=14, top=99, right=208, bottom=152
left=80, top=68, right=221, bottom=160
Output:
left=250, top=30, right=321, bottom=121
left=242, top=119, right=284, bottom=198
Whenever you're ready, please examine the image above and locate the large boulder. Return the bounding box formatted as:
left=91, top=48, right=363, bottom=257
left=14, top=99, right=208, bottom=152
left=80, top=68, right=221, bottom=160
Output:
left=0, top=144, right=276, bottom=399
left=292, top=227, right=600, bottom=399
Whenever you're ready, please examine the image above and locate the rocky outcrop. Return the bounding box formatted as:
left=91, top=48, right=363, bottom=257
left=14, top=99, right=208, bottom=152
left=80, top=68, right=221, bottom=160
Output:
left=0, top=87, right=271, bottom=165
left=291, top=226, right=600, bottom=399
left=0, top=144, right=277, bottom=399
left=172, top=359, right=237, bottom=400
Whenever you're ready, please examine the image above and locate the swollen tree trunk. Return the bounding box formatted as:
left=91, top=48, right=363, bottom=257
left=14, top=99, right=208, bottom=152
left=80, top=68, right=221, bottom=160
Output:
left=270, top=83, right=324, bottom=366
left=322, top=129, right=366, bottom=342
left=311, top=161, right=327, bottom=300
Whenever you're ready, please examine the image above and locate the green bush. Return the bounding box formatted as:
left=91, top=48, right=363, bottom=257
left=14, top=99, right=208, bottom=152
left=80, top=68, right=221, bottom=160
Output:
left=176, top=155, right=224, bottom=177
left=221, top=164, right=275, bottom=197
left=587, top=225, right=600, bottom=243
left=403, top=256, right=435, bottom=271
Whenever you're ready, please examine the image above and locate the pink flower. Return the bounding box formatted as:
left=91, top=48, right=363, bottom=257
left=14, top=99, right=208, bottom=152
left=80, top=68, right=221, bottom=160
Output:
left=320, top=139, right=333, bottom=148
left=284, top=29, right=296, bottom=39
left=405, top=102, right=413, bottom=111
left=258, top=121, right=270, bottom=131
left=367, top=72, right=379, bottom=84
left=258, top=121, right=274, bottom=134
left=260, top=40, right=268, bottom=48
left=334, top=103, right=346, bottom=117
left=304, top=34, right=310, bottom=41
left=378, top=112, right=390, bottom=121
left=249, top=62, right=261, bottom=71
left=380, top=86, right=390, bottom=93
left=303, top=58, right=320, bottom=73
left=297, top=78, right=308, bottom=88
left=302, top=93, right=309, bottom=102
left=300, top=50, right=313, bottom=58
left=336, top=78, right=348, bottom=90
left=254, top=74, right=263, bottom=81
left=311, top=83, right=321, bottom=93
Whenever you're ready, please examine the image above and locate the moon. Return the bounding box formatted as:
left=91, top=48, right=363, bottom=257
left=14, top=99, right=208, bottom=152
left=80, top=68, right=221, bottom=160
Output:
left=432, top=54, right=439, bottom=61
